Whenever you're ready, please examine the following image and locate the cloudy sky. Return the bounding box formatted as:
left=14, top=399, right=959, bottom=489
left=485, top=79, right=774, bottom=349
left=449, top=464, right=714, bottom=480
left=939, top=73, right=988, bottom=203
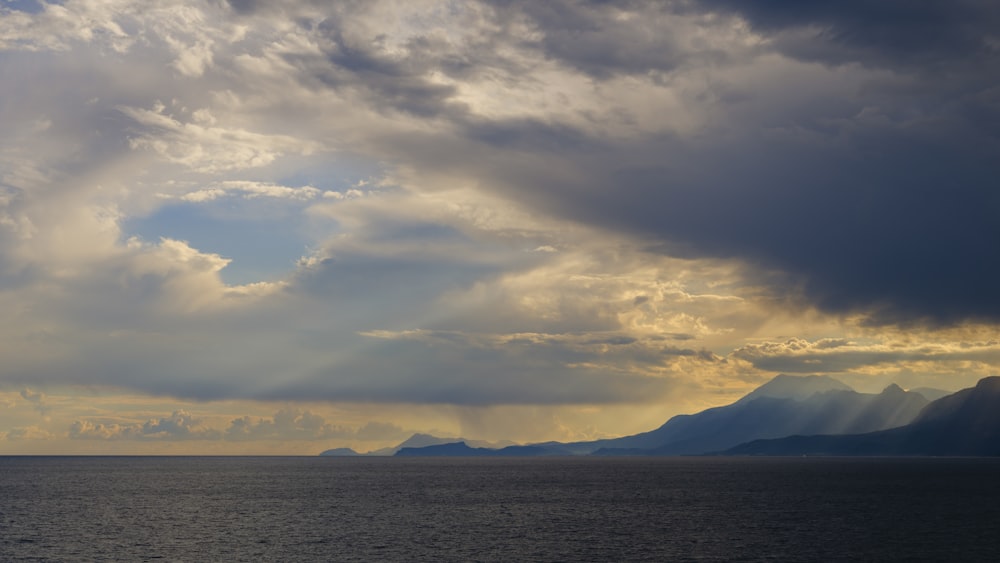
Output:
left=1, top=0, right=998, bottom=454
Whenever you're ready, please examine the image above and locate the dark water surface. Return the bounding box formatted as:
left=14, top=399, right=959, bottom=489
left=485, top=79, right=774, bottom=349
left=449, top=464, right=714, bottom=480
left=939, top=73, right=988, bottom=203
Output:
left=1, top=456, right=998, bottom=561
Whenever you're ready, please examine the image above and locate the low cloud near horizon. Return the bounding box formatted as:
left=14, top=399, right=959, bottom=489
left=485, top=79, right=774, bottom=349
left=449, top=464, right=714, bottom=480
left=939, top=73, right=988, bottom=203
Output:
left=0, top=0, right=997, bottom=453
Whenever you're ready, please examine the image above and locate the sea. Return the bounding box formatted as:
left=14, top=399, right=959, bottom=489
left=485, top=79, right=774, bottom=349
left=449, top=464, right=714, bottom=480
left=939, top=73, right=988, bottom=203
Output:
left=1, top=456, right=999, bottom=562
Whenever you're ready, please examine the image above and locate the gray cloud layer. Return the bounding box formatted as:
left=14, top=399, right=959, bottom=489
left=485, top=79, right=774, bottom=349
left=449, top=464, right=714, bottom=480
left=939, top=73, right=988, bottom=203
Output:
left=0, top=0, right=997, bottom=411
left=391, top=0, right=999, bottom=325
left=208, top=0, right=1000, bottom=325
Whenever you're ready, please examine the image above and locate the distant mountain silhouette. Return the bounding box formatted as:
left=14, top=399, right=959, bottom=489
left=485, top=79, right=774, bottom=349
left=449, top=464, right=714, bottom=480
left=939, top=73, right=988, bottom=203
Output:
left=355, top=433, right=461, bottom=456
left=574, top=377, right=927, bottom=455
left=320, top=433, right=516, bottom=456
left=319, top=376, right=969, bottom=458
left=723, top=376, right=1000, bottom=456
left=552, top=374, right=862, bottom=455
left=395, top=442, right=482, bottom=456
left=319, top=447, right=359, bottom=456
left=389, top=375, right=930, bottom=457
left=395, top=441, right=570, bottom=457
left=737, top=374, right=853, bottom=403
left=390, top=433, right=460, bottom=451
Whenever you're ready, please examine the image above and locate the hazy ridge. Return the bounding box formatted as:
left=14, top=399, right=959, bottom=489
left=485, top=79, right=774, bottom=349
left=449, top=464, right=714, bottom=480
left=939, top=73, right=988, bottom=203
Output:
left=319, top=375, right=996, bottom=457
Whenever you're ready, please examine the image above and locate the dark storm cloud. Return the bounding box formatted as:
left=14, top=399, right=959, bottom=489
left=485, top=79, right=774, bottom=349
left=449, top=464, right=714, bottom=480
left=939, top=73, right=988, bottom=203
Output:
left=607, top=126, right=999, bottom=326
left=196, top=3, right=1000, bottom=330
left=392, top=0, right=999, bottom=327
left=696, top=0, right=1000, bottom=68
left=668, top=2, right=999, bottom=325
left=385, top=113, right=999, bottom=325
left=238, top=0, right=995, bottom=328
left=215, top=0, right=1000, bottom=327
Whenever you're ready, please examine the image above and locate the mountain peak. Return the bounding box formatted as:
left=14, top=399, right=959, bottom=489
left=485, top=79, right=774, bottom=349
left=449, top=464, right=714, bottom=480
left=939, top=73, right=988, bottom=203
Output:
left=881, top=383, right=904, bottom=394
left=739, top=374, right=853, bottom=403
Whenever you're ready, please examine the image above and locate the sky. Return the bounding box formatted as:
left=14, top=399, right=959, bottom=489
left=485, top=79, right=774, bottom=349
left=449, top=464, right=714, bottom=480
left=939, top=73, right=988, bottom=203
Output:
left=0, top=0, right=998, bottom=454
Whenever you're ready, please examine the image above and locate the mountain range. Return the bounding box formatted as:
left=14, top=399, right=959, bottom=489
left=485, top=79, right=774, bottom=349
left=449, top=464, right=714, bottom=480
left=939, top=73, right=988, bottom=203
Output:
left=568, top=375, right=929, bottom=455
left=320, top=433, right=514, bottom=457
left=318, top=374, right=1000, bottom=457
left=725, top=376, right=1000, bottom=456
